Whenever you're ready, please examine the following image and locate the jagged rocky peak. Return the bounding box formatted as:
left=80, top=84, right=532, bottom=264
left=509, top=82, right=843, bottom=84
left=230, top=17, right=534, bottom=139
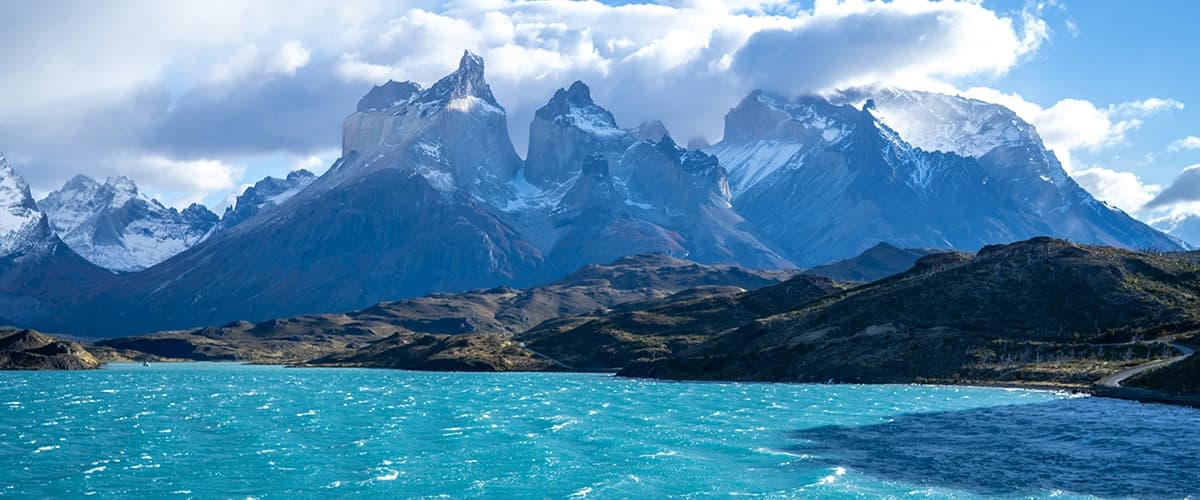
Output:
left=420, top=50, right=499, bottom=108
left=106, top=175, right=138, bottom=193
left=36, top=172, right=220, bottom=272
left=525, top=80, right=632, bottom=186
left=341, top=50, right=521, bottom=195
left=220, top=169, right=316, bottom=230
left=630, top=120, right=670, bottom=142
left=721, top=90, right=859, bottom=145
left=580, top=152, right=610, bottom=178
left=836, top=87, right=1043, bottom=159
left=622, top=135, right=730, bottom=206
left=0, top=155, right=56, bottom=258
left=357, top=80, right=422, bottom=112
left=687, top=137, right=712, bottom=150
left=0, top=155, right=38, bottom=211
left=182, top=203, right=220, bottom=226
left=62, top=174, right=100, bottom=192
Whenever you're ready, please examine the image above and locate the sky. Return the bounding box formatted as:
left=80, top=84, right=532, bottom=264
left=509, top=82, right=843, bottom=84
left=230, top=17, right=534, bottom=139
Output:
left=0, top=0, right=1197, bottom=227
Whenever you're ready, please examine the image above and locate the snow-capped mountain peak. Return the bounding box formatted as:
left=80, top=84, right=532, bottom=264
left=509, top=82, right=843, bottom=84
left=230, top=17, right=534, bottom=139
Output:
left=0, top=154, right=52, bottom=257
left=356, top=80, right=422, bottom=112
left=525, top=80, right=635, bottom=186
left=708, top=90, right=858, bottom=196
left=339, top=50, right=521, bottom=198
left=219, top=169, right=316, bottom=230
left=417, top=50, right=502, bottom=114
left=38, top=174, right=218, bottom=272
left=837, top=87, right=1043, bottom=161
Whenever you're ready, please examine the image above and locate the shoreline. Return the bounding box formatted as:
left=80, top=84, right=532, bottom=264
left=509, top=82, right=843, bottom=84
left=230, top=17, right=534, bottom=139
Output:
left=83, top=361, right=1145, bottom=401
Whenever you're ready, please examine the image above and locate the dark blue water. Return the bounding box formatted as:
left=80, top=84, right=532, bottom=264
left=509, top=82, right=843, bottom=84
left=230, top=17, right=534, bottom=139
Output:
left=0, top=363, right=1196, bottom=498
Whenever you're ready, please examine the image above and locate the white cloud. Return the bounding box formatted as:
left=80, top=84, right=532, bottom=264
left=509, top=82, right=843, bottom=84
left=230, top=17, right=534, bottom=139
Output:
left=335, top=52, right=402, bottom=83
left=1070, top=165, right=1161, bottom=213
left=961, top=88, right=1182, bottom=170
left=1145, top=164, right=1200, bottom=212
left=0, top=0, right=1057, bottom=203
left=292, top=148, right=340, bottom=173
left=1168, top=136, right=1200, bottom=153
left=207, top=41, right=312, bottom=84
left=129, top=155, right=246, bottom=208
left=320, top=0, right=1051, bottom=148
left=1110, top=97, right=1184, bottom=116
left=733, top=0, right=1049, bottom=95
left=273, top=41, right=312, bottom=76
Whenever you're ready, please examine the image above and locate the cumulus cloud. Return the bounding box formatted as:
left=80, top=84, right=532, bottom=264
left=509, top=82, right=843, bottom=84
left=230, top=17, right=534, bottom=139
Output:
left=1110, top=97, right=1184, bottom=116
left=0, top=0, right=1057, bottom=207
left=734, top=0, right=1048, bottom=95
left=947, top=87, right=1185, bottom=215
left=961, top=88, right=1183, bottom=169
left=1168, top=136, right=1200, bottom=153
left=1145, top=165, right=1200, bottom=211
left=1070, top=166, right=1161, bottom=213
left=127, top=156, right=246, bottom=208
left=207, top=41, right=312, bottom=85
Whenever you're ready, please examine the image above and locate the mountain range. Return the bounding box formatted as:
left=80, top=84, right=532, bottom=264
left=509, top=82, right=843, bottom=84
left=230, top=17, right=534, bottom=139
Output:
left=0, top=50, right=1186, bottom=337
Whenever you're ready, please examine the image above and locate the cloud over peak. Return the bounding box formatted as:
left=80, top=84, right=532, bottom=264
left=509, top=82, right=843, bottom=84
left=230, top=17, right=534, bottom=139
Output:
left=0, top=0, right=1166, bottom=214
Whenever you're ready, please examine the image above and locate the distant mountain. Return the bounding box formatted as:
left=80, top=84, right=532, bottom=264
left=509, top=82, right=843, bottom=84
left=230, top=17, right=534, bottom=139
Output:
left=524, top=81, right=633, bottom=187
left=65, top=51, right=545, bottom=336
left=1153, top=215, right=1200, bottom=248
left=805, top=242, right=942, bottom=282
left=0, top=52, right=1187, bottom=337
left=218, top=169, right=316, bottom=230
left=519, top=80, right=791, bottom=272
left=0, top=155, right=113, bottom=327
left=80, top=56, right=788, bottom=335
left=38, top=175, right=218, bottom=272
left=708, top=89, right=1183, bottom=266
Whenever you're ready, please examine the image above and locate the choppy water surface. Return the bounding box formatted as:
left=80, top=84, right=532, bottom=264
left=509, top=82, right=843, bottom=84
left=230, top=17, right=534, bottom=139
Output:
left=1, top=363, right=1196, bottom=498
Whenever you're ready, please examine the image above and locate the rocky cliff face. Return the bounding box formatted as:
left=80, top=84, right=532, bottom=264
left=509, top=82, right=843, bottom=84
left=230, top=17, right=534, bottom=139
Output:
left=218, top=169, right=315, bottom=231
left=55, top=52, right=544, bottom=335
left=521, top=83, right=791, bottom=273
left=339, top=51, right=521, bottom=202
left=708, top=90, right=1183, bottom=266
left=0, top=53, right=1186, bottom=338
left=0, top=155, right=114, bottom=327
left=524, top=81, right=634, bottom=187
left=38, top=175, right=218, bottom=272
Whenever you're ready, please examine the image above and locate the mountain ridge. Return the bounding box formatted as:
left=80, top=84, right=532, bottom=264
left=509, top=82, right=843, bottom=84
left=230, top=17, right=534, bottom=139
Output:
left=0, top=51, right=1187, bottom=337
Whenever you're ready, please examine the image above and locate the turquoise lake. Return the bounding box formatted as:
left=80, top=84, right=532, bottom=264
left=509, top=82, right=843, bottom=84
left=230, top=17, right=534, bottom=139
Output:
left=1, top=363, right=1197, bottom=498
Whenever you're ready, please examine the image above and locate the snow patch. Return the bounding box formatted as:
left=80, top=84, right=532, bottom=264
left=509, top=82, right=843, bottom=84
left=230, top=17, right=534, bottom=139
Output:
left=446, top=96, right=503, bottom=115
left=710, top=141, right=804, bottom=196
left=562, top=106, right=624, bottom=137
left=504, top=169, right=575, bottom=212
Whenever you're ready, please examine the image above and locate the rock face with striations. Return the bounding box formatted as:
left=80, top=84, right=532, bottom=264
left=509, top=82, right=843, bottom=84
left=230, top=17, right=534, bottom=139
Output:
left=0, top=52, right=1188, bottom=338
left=522, top=81, right=792, bottom=274
left=38, top=175, right=218, bottom=272
left=708, top=89, right=1184, bottom=266
left=524, top=81, right=634, bottom=187
left=217, top=169, right=316, bottom=231
left=339, top=51, right=522, bottom=200
left=62, top=51, right=545, bottom=336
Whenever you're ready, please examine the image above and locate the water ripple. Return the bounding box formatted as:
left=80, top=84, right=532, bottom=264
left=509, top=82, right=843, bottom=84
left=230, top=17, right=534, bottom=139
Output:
left=0, top=363, right=1194, bottom=497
